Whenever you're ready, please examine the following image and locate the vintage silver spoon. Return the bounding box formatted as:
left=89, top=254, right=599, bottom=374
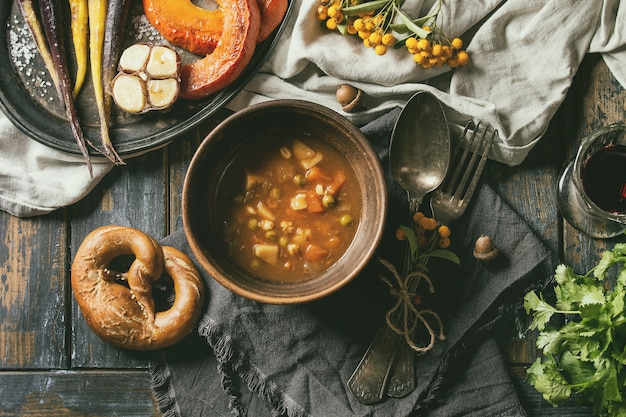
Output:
left=348, top=91, right=450, bottom=404
left=390, top=91, right=451, bottom=212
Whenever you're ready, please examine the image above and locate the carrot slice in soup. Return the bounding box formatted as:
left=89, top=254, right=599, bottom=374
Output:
left=305, top=245, right=329, bottom=262
left=306, top=191, right=325, bottom=213
left=307, top=166, right=332, bottom=183
left=328, top=170, right=347, bottom=195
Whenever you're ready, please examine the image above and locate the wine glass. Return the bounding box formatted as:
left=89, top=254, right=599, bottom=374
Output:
left=556, top=123, right=626, bottom=239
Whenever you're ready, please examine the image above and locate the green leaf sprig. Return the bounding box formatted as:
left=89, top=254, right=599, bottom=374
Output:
left=524, top=243, right=626, bottom=416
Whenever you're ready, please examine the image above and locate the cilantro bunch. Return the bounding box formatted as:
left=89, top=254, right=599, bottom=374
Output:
left=524, top=243, right=626, bottom=416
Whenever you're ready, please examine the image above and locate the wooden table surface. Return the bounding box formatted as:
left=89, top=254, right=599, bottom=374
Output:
left=1, top=54, right=625, bottom=416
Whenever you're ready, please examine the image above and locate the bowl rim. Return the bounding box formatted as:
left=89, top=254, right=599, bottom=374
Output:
left=182, top=99, right=388, bottom=304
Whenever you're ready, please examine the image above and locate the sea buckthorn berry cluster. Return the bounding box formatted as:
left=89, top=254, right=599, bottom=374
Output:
left=405, top=34, right=469, bottom=69
left=315, top=0, right=469, bottom=66
left=318, top=1, right=344, bottom=30
left=415, top=212, right=452, bottom=249
left=317, top=0, right=397, bottom=56
left=316, top=0, right=344, bottom=31
left=353, top=15, right=396, bottom=55
left=395, top=212, right=451, bottom=250
left=437, top=224, right=451, bottom=248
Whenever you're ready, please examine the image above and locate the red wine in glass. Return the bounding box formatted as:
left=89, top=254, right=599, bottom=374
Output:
left=581, top=144, right=626, bottom=214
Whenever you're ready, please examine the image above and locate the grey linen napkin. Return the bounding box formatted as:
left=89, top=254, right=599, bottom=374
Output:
left=150, top=108, right=557, bottom=417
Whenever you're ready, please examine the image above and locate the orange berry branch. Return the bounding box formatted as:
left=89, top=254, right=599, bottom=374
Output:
left=316, top=0, right=469, bottom=68
left=380, top=212, right=460, bottom=352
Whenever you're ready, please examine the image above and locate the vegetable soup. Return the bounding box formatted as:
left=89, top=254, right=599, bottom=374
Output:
left=215, top=135, right=362, bottom=283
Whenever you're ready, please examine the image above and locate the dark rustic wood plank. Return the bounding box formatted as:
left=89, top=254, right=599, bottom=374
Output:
left=0, top=210, right=68, bottom=369
left=489, top=131, right=562, bottom=366
left=68, top=149, right=168, bottom=369
left=485, top=133, right=561, bottom=254
left=0, top=370, right=159, bottom=416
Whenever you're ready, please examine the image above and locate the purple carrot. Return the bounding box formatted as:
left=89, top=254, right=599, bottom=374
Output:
left=18, top=0, right=95, bottom=176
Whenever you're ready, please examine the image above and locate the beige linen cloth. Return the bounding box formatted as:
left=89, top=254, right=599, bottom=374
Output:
left=1, top=0, right=625, bottom=217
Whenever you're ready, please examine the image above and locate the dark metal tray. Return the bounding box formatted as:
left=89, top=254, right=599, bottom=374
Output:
left=0, top=0, right=293, bottom=157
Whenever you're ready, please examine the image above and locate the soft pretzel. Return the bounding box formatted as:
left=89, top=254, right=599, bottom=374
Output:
left=71, top=225, right=205, bottom=350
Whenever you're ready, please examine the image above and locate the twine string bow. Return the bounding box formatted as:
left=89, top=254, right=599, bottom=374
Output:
left=378, top=258, right=445, bottom=353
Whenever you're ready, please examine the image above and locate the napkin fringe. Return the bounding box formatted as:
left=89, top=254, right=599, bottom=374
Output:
left=198, top=316, right=308, bottom=417
left=149, top=355, right=181, bottom=417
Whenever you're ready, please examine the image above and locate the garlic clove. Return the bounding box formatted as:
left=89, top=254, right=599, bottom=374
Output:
left=147, top=78, right=180, bottom=109
left=111, top=74, right=147, bottom=114
left=146, top=45, right=181, bottom=79
left=113, top=43, right=181, bottom=113
left=119, top=44, right=151, bottom=74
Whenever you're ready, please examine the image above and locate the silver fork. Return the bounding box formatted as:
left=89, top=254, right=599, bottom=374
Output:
left=430, top=121, right=497, bottom=225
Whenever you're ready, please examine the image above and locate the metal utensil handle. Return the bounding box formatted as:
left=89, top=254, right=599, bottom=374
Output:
left=386, top=341, right=416, bottom=397
left=347, top=325, right=402, bottom=404
left=385, top=211, right=419, bottom=397
left=349, top=207, right=419, bottom=403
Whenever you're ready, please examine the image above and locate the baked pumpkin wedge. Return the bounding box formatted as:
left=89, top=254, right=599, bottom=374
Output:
left=142, top=0, right=223, bottom=56
left=179, top=0, right=261, bottom=99
left=143, top=0, right=287, bottom=56
left=257, top=0, right=288, bottom=42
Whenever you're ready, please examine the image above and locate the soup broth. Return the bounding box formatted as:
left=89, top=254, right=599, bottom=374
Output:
left=215, top=134, right=362, bottom=283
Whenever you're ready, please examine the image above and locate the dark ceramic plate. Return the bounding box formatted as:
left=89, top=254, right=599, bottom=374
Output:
left=0, top=0, right=293, bottom=157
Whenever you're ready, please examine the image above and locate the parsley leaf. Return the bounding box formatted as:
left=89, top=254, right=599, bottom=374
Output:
left=524, top=291, right=559, bottom=331
left=525, top=244, right=626, bottom=416
left=527, top=357, right=572, bottom=405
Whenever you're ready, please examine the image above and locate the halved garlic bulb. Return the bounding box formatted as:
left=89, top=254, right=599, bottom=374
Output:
left=111, top=43, right=181, bottom=114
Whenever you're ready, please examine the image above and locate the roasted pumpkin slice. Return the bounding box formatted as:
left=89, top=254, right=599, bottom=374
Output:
left=257, top=0, right=288, bottom=42
left=142, top=0, right=223, bottom=56
left=179, top=0, right=261, bottom=99
left=143, top=0, right=287, bottom=56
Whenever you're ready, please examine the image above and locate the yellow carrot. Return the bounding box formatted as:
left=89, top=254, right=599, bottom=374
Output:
left=69, top=0, right=88, bottom=98
left=16, top=0, right=58, bottom=88
left=88, top=0, right=124, bottom=165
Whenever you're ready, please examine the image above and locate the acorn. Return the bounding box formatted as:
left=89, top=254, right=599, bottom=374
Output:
left=473, top=235, right=499, bottom=262
left=336, top=84, right=363, bottom=113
